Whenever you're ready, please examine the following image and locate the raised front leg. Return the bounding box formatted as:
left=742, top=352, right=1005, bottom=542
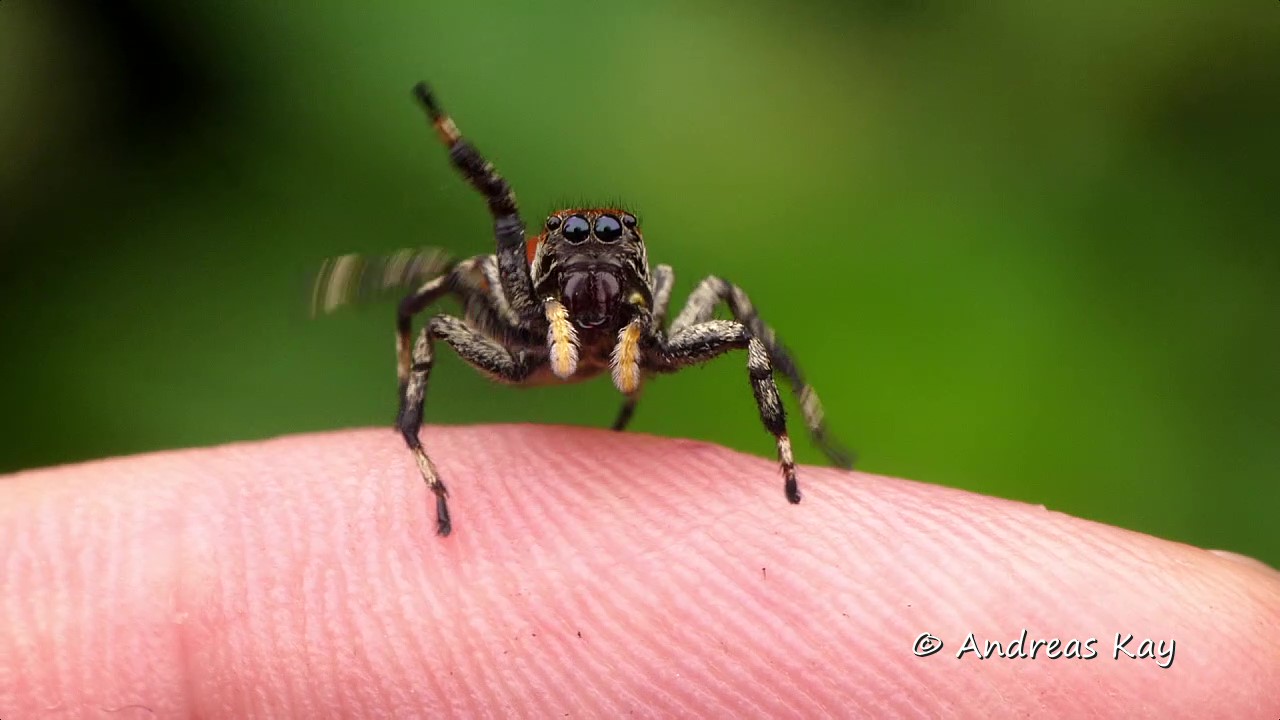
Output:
left=396, top=314, right=536, bottom=536
left=672, top=276, right=853, bottom=469
left=413, top=83, right=540, bottom=323
left=649, top=319, right=802, bottom=504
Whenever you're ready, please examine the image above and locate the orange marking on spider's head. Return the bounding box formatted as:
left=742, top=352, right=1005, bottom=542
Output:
left=526, top=233, right=546, bottom=265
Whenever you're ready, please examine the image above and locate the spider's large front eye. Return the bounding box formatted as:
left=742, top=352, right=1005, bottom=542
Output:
left=562, top=215, right=590, bottom=243
left=594, top=215, right=623, bottom=242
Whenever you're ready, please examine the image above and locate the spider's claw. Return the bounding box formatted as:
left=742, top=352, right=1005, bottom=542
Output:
left=429, top=473, right=452, bottom=536
left=413, top=82, right=441, bottom=118
left=413, top=81, right=461, bottom=145
left=785, top=472, right=802, bottom=504
left=817, top=433, right=857, bottom=470
left=434, top=489, right=453, bottom=536
left=411, top=446, right=453, bottom=535
left=776, top=433, right=802, bottom=503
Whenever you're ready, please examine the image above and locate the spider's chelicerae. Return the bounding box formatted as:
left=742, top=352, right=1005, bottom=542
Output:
left=391, top=82, right=852, bottom=535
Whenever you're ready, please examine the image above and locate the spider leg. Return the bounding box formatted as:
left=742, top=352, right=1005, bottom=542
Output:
left=396, top=314, right=536, bottom=536
left=396, top=255, right=519, bottom=389
left=413, top=82, right=540, bottom=323
left=611, top=394, right=641, bottom=431
left=670, top=276, right=854, bottom=468
left=606, top=267, right=671, bottom=432
left=648, top=319, right=802, bottom=503
left=475, top=254, right=521, bottom=328
left=650, top=264, right=676, bottom=327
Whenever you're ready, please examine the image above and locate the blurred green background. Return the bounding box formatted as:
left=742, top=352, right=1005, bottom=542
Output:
left=2, top=2, right=1277, bottom=564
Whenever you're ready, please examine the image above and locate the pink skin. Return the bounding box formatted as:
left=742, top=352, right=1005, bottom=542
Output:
left=2, top=425, right=1277, bottom=717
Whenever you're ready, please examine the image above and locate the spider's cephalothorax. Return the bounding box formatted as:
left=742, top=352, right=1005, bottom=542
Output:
left=529, top=208, right=654, bottom=384
left=532, top=209, right=651, bottom=332
left=393, top=82, right=853, bottom=535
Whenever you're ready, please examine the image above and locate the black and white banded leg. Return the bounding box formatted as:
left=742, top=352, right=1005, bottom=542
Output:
left=650, top=319, right=802, bottom=503
left=672, top=275, right=853, bottom=468
left=396, top=255, right=525, bottom=391
left=413, top=83, right=540, bottom=323
left=649, top=264, right=676, bottom=327
left=396, top=314, right=534, bottom=535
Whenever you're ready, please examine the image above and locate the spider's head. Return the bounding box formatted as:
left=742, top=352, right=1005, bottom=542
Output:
left=529, top=208, right=651, bottom=332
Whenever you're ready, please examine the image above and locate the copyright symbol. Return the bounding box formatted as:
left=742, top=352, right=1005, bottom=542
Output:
left=913, top=632, right=943, bottom=657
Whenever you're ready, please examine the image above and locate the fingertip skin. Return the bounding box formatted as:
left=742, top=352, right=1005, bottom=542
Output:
left=2, top=425, right=1277, bottom=718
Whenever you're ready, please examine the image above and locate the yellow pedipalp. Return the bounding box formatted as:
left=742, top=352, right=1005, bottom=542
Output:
left=545, top=299, right=580, bottom=379
left=611, top=319, right=644, bottom=394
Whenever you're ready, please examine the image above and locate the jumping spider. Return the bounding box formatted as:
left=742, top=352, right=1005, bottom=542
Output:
left=394, top=82, right=852, bottom=535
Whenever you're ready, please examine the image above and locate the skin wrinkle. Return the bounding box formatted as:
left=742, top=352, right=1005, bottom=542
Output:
left=259, top=459, right=300, bottom=714
left=677, top=524, right=822, bottom=715
left=792, top=528, right=929, bottom=716
left=389, top=459, right=453, bottom=713
left=0, top=426, right=1277, bottom=718
left=569, top=589, right=672, bottom=714
left=281, top=465, right=314, bottom=714
left=290, top=467, right=322, bottom=714
left=545, top=430, right=916, bottom=712
left=463, top=550, right=517, bottom=716
left=312, top=496, right=348, bottom=715
left=386, top=533, right=442, bottom=713
left=450, top=431, right=535, bottom=715
left=6, top=458, right=192, bottom=717
left=350, top=470, right=418, bottom=715
left=492, top=430, right=751, bottom=716
left=850, top=485, right=987, bottom=669
left=627, top=531, right=768, bottom=715
left=61, top=495, right=85, bottom=705
left=447, top=450, right=546, bottom=720
left=768, top=479, right=901, bottom=707
left=578, top=456, right=706, bottom=707
left=306, top=482, right=346, bottom=711
left=917, top=495, right=1037, bottom=628
left=356, top=454, right=434, bottom=714
left=0, top=524, right=18, bottom=696
left=487, top=432, right=660, bottom=717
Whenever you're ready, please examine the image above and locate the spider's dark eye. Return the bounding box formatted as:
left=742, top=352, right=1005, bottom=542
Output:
left=621, top=213, right=637, bottom=229
left=545, top=215, right=562, bottom=231
left=562, top=215, right=590, bottom=243
left=594, top=214, right=623, bottom=242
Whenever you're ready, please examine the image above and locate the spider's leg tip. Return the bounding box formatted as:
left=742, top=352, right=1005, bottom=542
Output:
left=819, top=439, right=856, bottom=470
left=435, top=498, right=453, bottom=536
left=784, top=475, right=802, bottom=504
left=412, top=81, right=442, bottom=118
